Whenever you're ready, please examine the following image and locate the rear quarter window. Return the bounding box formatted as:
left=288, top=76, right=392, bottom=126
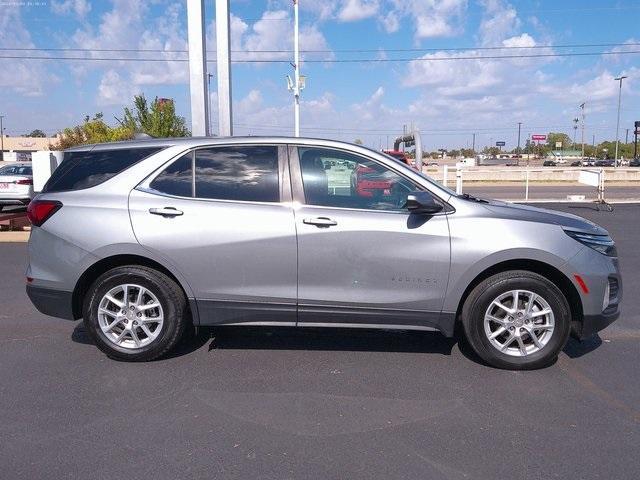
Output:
left=43, top=147, right=163, bottom=192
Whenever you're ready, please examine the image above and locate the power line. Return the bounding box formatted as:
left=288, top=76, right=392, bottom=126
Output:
left=1, top=41, right=639, bottom=54
left=1, top=50, right=638, bottom=64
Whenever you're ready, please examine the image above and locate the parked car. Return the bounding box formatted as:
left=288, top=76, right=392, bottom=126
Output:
left=26, top=138, right=622, bottom=370
left=629, top=158, right=640, bottom=167
left=543, top=160, right=557, bottom=166
left=595, top=159, right=615, bottom=167
left=570, top=161, right=582, bottom=167
left=0, top=162, right=34, bottom=211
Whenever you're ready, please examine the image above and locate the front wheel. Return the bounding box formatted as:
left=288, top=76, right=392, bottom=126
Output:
left=461, top=270, right=571, bottom=370
left=83, top=266, right=189, bottom=361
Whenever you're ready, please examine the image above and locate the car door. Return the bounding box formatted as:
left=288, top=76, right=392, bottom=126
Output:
left=129, top=144, right=298, bottom=325
left=289, top=145, right=452, bottom=333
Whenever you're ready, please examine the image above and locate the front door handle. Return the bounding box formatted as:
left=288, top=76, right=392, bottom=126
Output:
left=303, top=216, right=338, bottom=228
left=149, top=207, right=184, bottom=217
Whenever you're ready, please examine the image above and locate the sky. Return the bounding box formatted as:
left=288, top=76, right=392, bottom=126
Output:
left=0, top=0, right=639, bottom=151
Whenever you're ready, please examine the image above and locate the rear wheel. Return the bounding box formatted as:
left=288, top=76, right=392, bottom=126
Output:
left=83, top=266, right=188, bottom=361
left=461, top=270, right=571, bottom=370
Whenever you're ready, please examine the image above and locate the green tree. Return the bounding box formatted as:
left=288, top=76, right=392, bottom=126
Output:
left=546, top=132, right=571, bottom=150
left=119, top=95, right=190, bottom=138
left=54, top=113, right=134, bottom=150
left=460, top=148, right=475, bottom=158
left=24, top=129, right=46, bottom=137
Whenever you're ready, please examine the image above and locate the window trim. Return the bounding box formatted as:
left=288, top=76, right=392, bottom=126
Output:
left=137, top=144, right=290, bottom=206
left=288, top=144, right=452, bottom=215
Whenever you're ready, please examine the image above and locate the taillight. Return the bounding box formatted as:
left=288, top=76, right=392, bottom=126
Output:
left=27, top=200, right=62, bottom=227
left=16, top=178, right=33, bottom=185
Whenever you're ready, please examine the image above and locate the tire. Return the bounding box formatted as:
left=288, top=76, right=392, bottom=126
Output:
left=461, top=270, right=571, bottom=370
left=83, top=266, right=189, bottom=362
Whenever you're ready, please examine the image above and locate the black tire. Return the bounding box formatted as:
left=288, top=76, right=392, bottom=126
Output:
left=461, top=270, right=571, bottom=370
left=83, top=266, right=189, bottom=362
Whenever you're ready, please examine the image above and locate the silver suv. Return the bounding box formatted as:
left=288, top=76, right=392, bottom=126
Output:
left=26, top=138, right=621, bottom=369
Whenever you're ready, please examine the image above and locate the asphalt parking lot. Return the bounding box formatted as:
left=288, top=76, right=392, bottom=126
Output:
left=1, top=203, right=639, bottom=480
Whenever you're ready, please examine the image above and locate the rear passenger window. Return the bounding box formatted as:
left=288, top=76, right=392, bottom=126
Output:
left=195, top=146, right=279, bottom=202
left=43, top=147, right=163, bottom=192
left=149, top=153, right=193, bottom=197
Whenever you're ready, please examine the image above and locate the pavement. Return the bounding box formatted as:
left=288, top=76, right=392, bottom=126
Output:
left=0, top=204, right=639, bottom=480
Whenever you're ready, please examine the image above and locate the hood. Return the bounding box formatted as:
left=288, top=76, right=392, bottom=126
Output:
left=478, top=199, right=608, bottom=235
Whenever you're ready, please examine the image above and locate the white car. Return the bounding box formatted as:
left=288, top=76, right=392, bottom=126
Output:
left=0, top=163, right=34, bottom=211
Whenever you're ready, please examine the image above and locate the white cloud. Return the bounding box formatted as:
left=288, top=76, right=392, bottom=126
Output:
left=97, top=70, right=140, bottom=106
left=338, top=0, right=380, bottom=22
left=387, top=0, right=468, bottom=40
left=0, top=6, right=56, bottom=96
left=51, top=0, right=91, bottom=18
left=478, top=0, right=520, bottom=46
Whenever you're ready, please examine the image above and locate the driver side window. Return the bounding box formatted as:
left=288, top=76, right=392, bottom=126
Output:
left=298, top=147, right=419, bottom=211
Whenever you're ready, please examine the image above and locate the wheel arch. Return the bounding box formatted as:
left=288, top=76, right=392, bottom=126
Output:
left=454, top=259, right=584, bottom=333
left=71, top=254, right=197, bottom=323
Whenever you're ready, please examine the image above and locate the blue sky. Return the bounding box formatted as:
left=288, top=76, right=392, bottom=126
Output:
left=0, top=0, right=638, bottom=150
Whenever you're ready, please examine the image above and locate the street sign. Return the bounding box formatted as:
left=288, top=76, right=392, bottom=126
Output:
left=555, top=141, right=562, bottom=148
left=531, top=134, right=546, bottom=141
left=579, top=170, right=600, bottom=188
left=496, top=141, right=506, bottom=147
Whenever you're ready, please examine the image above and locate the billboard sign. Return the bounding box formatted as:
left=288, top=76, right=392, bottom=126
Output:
left=496, top=141, right=506, bottom=147
left=531, top=134, right=546, bottom=141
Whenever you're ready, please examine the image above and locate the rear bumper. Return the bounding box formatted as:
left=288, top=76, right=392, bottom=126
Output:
left=26, top=284, right=75, bottom=320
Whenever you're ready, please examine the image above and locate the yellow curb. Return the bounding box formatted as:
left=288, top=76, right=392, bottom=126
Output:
left=0, top=231, right=30, bottom=242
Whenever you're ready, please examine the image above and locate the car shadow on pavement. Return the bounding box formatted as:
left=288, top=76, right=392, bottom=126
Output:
left=71, top=322, right=211, bottom=359
left=563, top=335, right=603, bottom=358
left=206, top=326, right=457, bottom=355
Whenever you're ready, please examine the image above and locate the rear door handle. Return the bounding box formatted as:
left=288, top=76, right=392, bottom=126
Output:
left=149, top=207, right=183, bottom=217
left=303, top=216, right=337, bottom=227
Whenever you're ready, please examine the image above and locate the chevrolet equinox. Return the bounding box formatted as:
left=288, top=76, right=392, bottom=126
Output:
left=26, top=137, right=622, bottom=369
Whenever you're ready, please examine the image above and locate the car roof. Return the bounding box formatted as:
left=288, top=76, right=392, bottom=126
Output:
left=63, top=136, right=367, bottom=153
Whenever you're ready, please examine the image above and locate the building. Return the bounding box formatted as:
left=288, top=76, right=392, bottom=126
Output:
left=0, top=135, right=60, bottom=162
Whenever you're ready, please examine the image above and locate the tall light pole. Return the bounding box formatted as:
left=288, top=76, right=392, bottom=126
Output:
left=517, top=122, right=522, bottom=165
left=292, top=0, right=301, bottom=136
left=207, top=73, right=214, bottom=135
left=0, top=115, right=4, bottom=162
left=216, top=0, right=233, bottom=136
left=614, top=75, right=627, bottom=166
left=579, top=102, right=585, bottom=160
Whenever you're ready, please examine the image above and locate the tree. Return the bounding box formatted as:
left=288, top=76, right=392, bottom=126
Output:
left=460, top=148, right=474, bottom=158
left=546, top=132, right=571, bottom=150
left=353, top=138, right=363, bottom=145
left=24, top=129, right=46, bottom=137
left=119, top=95, right=190, bottom=138
left=54, top=113, right=134, bottom=150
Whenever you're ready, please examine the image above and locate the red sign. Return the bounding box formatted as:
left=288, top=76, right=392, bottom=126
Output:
left=531, top=134, right=547, bottom=141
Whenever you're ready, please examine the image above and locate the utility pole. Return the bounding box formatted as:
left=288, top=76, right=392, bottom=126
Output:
left=0, top=115, right=4, bottom=162
left=579, top=102, right=585, bottom=160
left=472, top=133, right=476, bottom=154
left=216, top=0, right=233, bottom=136
left=614, top=75, right=627, bottom=167
left=625, top=128, right=629, bottom=144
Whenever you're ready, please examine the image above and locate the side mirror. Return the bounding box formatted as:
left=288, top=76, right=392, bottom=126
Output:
left=404, top=191, right=443, bottom=214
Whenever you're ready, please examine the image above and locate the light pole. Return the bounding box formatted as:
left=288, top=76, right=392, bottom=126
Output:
left=207, top=73, right=214, bottom=135
left=288, top=0, right=303, bottom=137
left=579, top=102, right=585, bottom=160
left=517, top=122, right=522, bottom=165
left=614, top=75, right=627, bottom=166
left=0, top=115, right=4, bottom=162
